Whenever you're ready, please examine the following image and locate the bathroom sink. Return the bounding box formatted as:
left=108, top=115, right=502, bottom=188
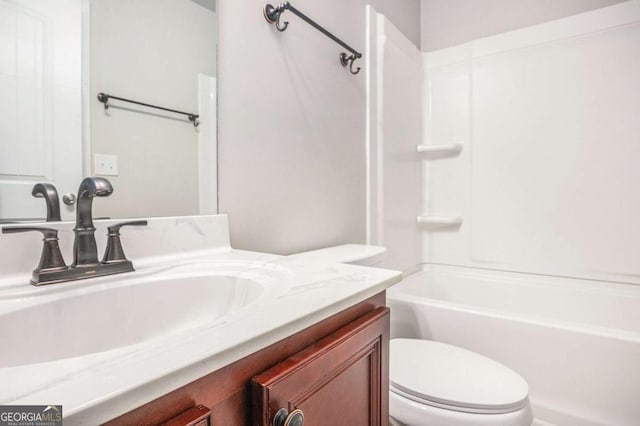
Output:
left=0, top=261, right=289, bottom=368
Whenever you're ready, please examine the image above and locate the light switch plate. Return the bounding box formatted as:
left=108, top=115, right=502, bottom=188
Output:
left=94, top=154, right=118, bottom=176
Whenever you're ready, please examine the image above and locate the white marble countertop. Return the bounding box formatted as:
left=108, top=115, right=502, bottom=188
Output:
left=0, top=215, right=401, bottom=425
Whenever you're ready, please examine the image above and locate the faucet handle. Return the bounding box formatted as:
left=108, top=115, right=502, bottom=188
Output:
left=102, top=220, right=148, bottom=264
left=2, top=227, right=68, bottom=284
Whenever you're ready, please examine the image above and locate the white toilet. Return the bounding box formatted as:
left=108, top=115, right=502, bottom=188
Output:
left=290, top=244, right=533, bottom=426
left=389, top=338, right=532, bottom=426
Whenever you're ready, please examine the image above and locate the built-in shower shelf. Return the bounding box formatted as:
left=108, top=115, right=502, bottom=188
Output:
left=416, top=143, right=463, bottom=155
left=417, top=215, right=464, bottom=228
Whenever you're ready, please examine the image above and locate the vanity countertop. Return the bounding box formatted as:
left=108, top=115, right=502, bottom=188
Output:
left=0, top=215, right=401, bottom=425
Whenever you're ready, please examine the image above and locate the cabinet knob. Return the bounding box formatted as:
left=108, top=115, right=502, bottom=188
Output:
left=273, top=408, right=304, bottom=426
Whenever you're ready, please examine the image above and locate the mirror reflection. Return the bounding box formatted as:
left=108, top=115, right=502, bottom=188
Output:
left=0, top=0, right=218, bottom=223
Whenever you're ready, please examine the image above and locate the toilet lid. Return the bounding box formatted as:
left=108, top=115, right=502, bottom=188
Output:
left=390, top=339, right=529, bottom=413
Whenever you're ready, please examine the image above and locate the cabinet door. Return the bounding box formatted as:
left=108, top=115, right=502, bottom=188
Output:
left=251, top=307, right=390, bottom=426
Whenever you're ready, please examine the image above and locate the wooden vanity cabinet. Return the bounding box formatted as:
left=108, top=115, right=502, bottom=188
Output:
left=104, top=292, right=389, bottom=426
left=252, top=306, right=389, bottom=426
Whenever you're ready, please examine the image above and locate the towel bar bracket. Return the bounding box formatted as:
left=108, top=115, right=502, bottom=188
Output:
left=264, top=2, right=363, bottom=75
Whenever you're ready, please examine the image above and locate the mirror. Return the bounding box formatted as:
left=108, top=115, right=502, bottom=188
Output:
left=0, top=0, right=217, bottom=222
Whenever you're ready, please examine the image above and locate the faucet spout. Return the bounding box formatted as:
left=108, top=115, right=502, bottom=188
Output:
left=72, top=177, right=113, bottom=267
left=32, top=183, right=61, bottom=222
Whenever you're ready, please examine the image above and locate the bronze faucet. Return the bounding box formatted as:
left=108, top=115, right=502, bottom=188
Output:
left=2, top=178, right=147, bottom=285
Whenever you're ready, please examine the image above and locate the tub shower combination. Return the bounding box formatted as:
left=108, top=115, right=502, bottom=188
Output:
left=387, top=265, right=640, bottom=426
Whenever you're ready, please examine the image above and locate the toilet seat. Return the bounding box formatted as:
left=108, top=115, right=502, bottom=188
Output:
left=390, top=339, right=529, bottom=415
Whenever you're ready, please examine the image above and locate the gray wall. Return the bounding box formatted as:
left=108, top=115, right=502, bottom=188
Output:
left=217, top=0, right=419, bottom=255
left=420, top=0, right=628, bottom=51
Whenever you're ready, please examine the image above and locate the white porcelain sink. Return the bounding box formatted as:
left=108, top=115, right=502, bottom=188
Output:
left=0, top=260, right=290, bottom=368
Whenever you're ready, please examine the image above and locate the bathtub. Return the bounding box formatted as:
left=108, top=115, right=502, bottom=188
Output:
left=386, top=265, right=640, bottom=426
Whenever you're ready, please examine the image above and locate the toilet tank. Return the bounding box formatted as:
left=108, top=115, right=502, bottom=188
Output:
left=288, top=244, right=387, bottom=266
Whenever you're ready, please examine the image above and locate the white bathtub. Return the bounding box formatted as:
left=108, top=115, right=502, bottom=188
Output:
left=387, top=265, right=640, bottom=426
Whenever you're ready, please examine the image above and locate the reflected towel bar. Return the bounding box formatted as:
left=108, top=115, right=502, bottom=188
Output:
left=263, top=2, right=363, bottom=75
left=97, top=93, right=200, bottom=127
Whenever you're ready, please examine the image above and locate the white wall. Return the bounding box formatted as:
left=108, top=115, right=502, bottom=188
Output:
left=218, top=0, right=419, bottom=254
left=90, top=0, right=216, bottom=219
left=422, top=1, right=640, bottom=285
left=420, top=0, right=628, bottom=51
